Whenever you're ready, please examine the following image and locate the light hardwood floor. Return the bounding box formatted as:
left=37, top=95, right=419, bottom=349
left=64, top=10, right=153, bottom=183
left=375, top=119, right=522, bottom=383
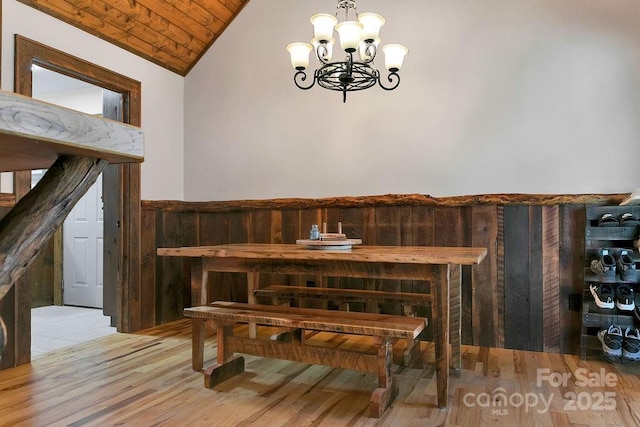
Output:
left=1, top=319, right=639, bottom=426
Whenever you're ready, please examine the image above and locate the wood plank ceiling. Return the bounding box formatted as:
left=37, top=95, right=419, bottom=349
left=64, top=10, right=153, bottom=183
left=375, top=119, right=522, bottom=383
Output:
left=17, top=0, right=250, bottom=76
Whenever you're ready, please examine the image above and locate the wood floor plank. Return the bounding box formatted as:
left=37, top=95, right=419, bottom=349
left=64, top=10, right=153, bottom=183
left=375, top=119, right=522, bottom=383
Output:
left=1, top=319, right=640, bottom=426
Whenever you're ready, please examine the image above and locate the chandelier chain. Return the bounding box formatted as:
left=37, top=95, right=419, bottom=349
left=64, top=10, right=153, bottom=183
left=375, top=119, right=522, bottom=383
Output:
left=336, top=0, right=357, bottom=20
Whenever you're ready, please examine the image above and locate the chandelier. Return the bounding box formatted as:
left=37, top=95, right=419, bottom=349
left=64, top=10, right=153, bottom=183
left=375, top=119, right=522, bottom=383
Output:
left=287, top=0, right=408, bottom=103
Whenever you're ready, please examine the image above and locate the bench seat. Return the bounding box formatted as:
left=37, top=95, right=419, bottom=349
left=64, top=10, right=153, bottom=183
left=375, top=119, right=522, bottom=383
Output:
left=253, top=285, right=433, bottom=366
left=254, top=285, right=432, bottom=308
left=184, top=301, right=428, bottom=418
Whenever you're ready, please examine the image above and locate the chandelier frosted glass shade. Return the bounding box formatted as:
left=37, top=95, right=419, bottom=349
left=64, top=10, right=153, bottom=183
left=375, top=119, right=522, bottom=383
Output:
left=287, top=0, right=408, bottom=103
left=310, top=14, right=338, bottom=41
left=358, top=13, right=385, bottom=41
left=382, top=44, right=409, bottom=71
left=286, top=43, right=313, bottom=70
left=335, top=21, right=363, bottom=51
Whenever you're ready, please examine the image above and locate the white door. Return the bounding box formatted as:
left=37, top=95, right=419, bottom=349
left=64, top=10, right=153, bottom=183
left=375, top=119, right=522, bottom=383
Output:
left=63, top=174, right=104, bottom=308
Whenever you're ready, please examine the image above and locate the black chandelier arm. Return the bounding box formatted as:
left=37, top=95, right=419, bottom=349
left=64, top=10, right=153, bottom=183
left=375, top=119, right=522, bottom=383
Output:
left=378, top=71, right=401, bottom=91
left=293, top=70, right=316, bottom=90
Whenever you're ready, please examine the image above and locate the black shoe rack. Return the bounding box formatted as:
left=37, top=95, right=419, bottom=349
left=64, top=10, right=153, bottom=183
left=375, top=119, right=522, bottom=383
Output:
left=581, top=205, right=640, bottom=360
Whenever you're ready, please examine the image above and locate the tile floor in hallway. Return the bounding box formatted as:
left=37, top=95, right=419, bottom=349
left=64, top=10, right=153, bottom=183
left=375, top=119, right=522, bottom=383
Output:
left=31, top=305, right=117, bottom=358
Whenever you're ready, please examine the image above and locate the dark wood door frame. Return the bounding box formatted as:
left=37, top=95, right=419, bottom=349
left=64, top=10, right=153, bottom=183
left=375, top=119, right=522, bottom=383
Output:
left=13, top=35, right=142, bottom=336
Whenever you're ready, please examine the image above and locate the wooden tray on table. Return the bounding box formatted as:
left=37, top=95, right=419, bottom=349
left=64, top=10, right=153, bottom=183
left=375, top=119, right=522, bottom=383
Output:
left=295, top=238, right=362, bottom=250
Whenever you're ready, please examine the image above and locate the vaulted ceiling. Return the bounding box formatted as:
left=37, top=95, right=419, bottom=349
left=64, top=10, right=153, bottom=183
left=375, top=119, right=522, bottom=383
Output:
left=17, top=0, right=250, bottom=76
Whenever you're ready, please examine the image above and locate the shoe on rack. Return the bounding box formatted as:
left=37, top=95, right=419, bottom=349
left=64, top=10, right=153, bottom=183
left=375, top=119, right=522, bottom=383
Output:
left=616, top=284, right=635, bottom=311
left=617, top=250, right=637, bottom=282
left=590, top=249, right=616, bottom=282
left=590, top=283, right=615, bottom=309
left=620, top=213, right=640, bottom=226
left=598, top=325, right=623, bottom=359
left=623, top=327, right=640, bottom=361
left=598, top=213, right=619, bottom=227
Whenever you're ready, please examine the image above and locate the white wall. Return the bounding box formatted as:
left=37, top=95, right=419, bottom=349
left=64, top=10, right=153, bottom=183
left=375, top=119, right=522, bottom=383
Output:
left=2, top=0, right=185, bottom=201
left=185, top=0, right=640, bottom=201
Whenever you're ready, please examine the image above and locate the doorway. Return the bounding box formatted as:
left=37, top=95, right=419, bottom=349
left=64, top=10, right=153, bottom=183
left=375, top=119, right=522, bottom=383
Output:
left=13, top=35, right=142, bottom=338
left=31, top=66, right=110, bottom=309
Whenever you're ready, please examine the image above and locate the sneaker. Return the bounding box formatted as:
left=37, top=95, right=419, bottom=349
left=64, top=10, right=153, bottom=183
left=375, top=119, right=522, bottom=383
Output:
left=623, top=328, right=640, bottom=361
left=590, top=283, right=615, bottom=309
left=617, top=250, right=637, bottom=282
left=620, top=213, right=640, bottom=226
left=598, top=213, right=619, bottom=227
left=616, top=284, right=635, bottom=311
left=598, top=325, right=623, bottom=359
left=590, top=250, right=616, bottom=282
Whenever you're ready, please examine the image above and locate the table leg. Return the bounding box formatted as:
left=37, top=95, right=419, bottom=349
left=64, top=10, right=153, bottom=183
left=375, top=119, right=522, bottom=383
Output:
left=431, top=264, right=450, bottom=408
left=247, top=272, right=260, bottom=338
left=190, top=257, right=209, bottom=306
left=449, top=264, right=461, bottom=375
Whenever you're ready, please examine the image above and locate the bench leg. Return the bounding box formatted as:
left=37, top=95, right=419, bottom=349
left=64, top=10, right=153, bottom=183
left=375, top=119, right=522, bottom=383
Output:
left=204, top=324, right=245, bottom=388
left=403, top=337, right=422, bottom=369
left=192, top=318, right=205, bottom=371
left=204, top=356, right=245, bottom=388
left=369, top=337, right=398, bottom=418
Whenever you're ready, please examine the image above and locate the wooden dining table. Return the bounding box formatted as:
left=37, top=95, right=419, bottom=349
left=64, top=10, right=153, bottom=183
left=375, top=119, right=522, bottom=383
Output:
left=157, top=243, right=486, bottom=408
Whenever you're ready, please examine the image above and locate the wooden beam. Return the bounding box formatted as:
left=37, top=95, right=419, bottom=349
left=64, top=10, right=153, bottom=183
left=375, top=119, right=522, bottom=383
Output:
left=0, top=90, right=143, bottom=172
left=0, top=155, right=107, bottom=301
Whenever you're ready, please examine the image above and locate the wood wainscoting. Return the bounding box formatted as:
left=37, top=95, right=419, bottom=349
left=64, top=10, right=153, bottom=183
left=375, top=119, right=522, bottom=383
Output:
left=143, top=193, right=627, bottom=355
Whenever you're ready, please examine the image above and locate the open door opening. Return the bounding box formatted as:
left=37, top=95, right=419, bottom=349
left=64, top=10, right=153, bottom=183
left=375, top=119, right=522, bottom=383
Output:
left=4, top=35, right=142, bottom=367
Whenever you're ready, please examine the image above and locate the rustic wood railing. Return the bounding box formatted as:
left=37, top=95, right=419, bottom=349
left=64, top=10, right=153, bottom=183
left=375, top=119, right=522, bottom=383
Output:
left=143, top=193, right=627, bottom=213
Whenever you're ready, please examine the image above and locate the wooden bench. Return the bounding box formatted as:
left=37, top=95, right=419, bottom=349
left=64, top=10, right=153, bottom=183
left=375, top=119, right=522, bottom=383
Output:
left=184, top=301, right=428, bottom=418
left=254, top=285, right=431, bottom=367
left=254, top=285, right=431, bottom=314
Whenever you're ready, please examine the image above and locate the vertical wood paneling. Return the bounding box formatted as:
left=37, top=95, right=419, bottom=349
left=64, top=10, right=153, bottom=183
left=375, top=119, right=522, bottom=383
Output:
left=181, top=212, right=199, bottom=312
left=399, top=206, right=414, bottom=297
left=335, top=208, right=365, bottom=307
left=139, top=208, right=156, bottom=330
left=124, top=163, right=142, bottom=333
left=471, top=205, right=498, bottom=347
left=281, top=209, right=300, bottom=246
left=142, top=198, right=589, bottom=355
left=504, top=206, right=531, bottom=350
left=411, top=206, right=434, bottom=322
left=529, top=207, right=543, bottom=352
left=374, top=206, right=402, bottom=314
left=249, top=210, right=271, bottom=243
left=542, top=206, right=560, bottom=353
left=559, top=205, right=584, bottom=354
left=496, top=206, right=505, bottom=349
left=270, top=210, right=282, bottom=244
left=158, top=211, right=183, bottom=323
left=460, top=207, right=474, bottom=346
left=227, top=212, right=249, bottom=302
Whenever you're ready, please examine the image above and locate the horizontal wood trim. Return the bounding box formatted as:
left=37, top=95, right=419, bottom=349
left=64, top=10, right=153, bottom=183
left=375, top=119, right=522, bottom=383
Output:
left=143, top=193, right=627, bottom=213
